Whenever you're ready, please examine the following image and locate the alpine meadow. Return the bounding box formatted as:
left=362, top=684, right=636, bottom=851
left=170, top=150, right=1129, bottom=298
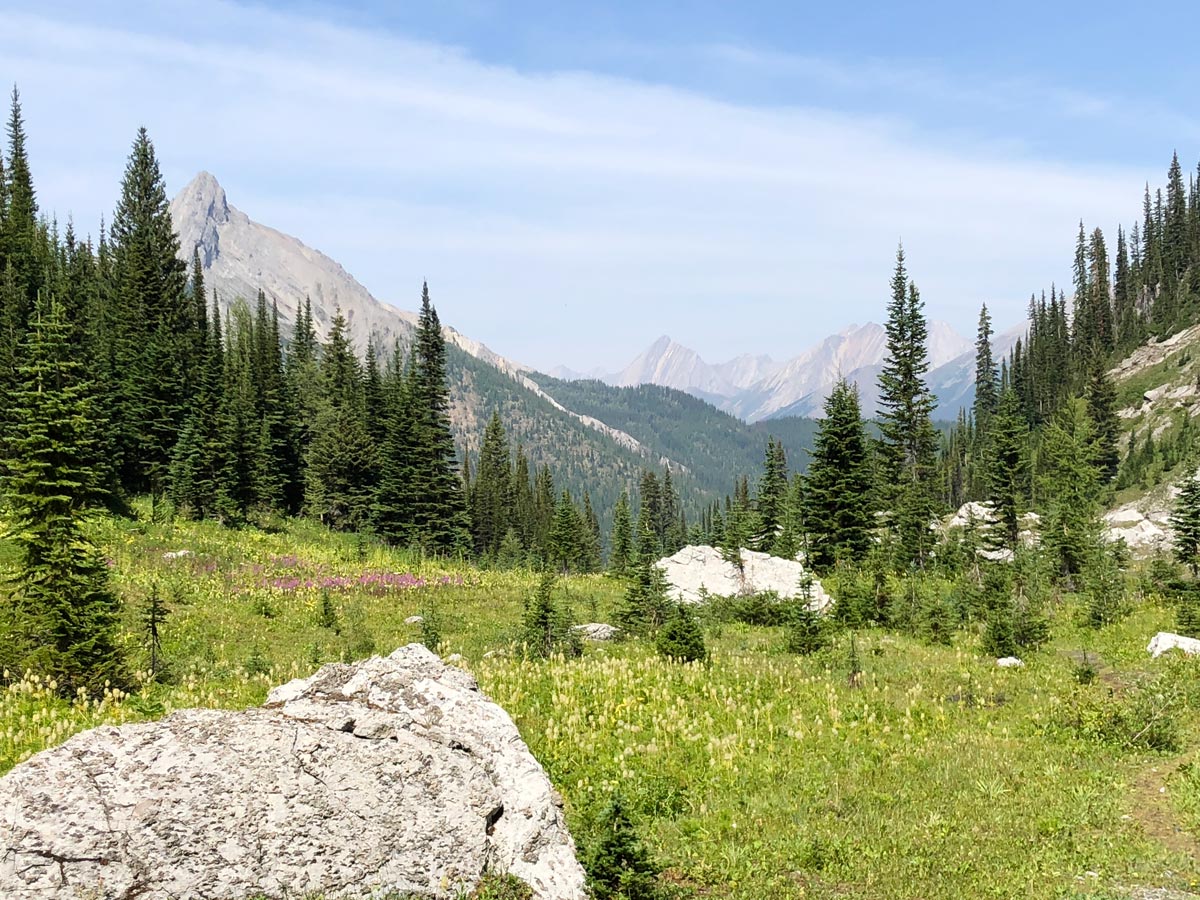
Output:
left=5, top=6, right=1200, bottom=900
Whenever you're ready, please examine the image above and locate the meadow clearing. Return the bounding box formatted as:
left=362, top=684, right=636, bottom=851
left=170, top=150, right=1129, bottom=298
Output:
left=2, top=507, right=1199, bottom=900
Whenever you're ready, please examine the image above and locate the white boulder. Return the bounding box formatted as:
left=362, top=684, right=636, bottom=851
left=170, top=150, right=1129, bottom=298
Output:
left=0, top=645, right=587, bottom=900
left=657, top=545, right=832, bottom=612
left=996, top=657, right=1024, bottom=668
left=1147, top=631, right=1200, bottom=659
left=573, top=623, right=620, bottom=641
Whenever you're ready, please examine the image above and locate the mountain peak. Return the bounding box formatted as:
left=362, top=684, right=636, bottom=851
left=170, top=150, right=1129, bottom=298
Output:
left=179, top=171, right=229, bottom=224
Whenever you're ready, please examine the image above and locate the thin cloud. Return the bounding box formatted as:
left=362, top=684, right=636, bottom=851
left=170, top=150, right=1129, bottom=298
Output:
left=1, top=0, right=1159, bottom=371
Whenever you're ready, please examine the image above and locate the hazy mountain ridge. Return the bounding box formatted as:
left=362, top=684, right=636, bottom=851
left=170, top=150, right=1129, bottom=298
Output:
left=553, top=319, right=1034, bottom=421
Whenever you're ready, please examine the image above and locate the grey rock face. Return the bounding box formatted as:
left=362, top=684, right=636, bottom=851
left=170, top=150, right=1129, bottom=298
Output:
left=0, top=645, right=587, bottom=900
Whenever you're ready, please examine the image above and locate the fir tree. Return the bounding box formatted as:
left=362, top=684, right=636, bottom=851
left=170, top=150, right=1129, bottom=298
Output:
left=521, top=571, right=582, bottom=659
left=584, top=795, right=660, bottom=900
left=987, top=388, right=1029, bottom=552
left=609, top=490, right=634, bottom=576
left=805, top=379, right=873, bottom=571
left=1171, top=465, right=1200, bottom=577
left=1, top=297, right=124, bottom=693
left=1085, top=359, right=1120, bottom=483
left=655, top=603, right=708, bottom=663
left=407, top=283, right=469, bottom=552
left=754, top=437, right=788, bottom=554
left=876, top=247, right=938, bottom=569
left=108, top=128, right=191, bottom=496
left=1040, top=400, right=1104, bottom=580
left=973, top=303, right=998, bottom=429
left=549, top=489, right=582, bottom=573
left=469, top=411, right=512, bottom=558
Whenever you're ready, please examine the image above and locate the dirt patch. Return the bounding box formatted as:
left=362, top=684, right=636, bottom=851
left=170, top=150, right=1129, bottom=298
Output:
left=1128, top=752, right=1200, bottom=861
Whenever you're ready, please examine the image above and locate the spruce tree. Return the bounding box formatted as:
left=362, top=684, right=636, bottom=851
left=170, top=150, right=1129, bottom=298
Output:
left=549, top=489, right=582, bottom=573
left=805, top=378, right=873, bottom=571
left=408, top=284, right=469, bottom=552
left=1039, top=400, right=1103, bottom=580
left=876, top=248, right=938, bottom=569
left=609, top=490, right=634, bottom=576
left=1171, top=465, right=1200, bottom=577
left=973, top=303, right=998, bottom=429
left=373, top=350, right=420, bottom=546
left=108, top=128, right=190, bottom=496
left=1, top=297, right=124, bottom=693
left=469, top=411, right=512, bottom=558
left=1085, top=359, right=1120, bottom=483
left=987, top=388, right=1029, bottom=552
left=754, top=437, right=788, bottom=554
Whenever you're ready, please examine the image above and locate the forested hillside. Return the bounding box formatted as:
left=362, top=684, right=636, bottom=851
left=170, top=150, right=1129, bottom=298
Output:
left=527, top=374, right=819, bottom=493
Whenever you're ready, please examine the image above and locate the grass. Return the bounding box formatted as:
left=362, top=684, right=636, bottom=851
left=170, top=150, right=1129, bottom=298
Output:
left=3, top=508, right=1200, bottom=899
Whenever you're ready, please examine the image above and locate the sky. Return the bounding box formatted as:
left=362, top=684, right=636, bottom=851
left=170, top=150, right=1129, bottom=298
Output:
left=2, top=0, right=1197, bottom=372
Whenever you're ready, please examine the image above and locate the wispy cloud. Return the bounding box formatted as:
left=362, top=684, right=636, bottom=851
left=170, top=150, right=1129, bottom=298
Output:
left=1, top=1, right=1164, bottom=370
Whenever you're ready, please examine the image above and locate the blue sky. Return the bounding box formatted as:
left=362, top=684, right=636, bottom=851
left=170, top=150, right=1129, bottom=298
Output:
left=3, top=0, right=1196, bottom=371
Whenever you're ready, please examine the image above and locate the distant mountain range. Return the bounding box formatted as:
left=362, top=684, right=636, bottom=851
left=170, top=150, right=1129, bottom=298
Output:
left=553, top=320, right=1024, bottom=421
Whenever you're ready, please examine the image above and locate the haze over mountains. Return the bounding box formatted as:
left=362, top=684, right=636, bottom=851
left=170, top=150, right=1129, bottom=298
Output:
left=167, top=171, right=821, bottom=518
left=554, top=320, right=1023, bottom=422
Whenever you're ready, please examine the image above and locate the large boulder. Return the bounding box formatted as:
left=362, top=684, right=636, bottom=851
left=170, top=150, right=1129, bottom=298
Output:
left=657, top=545, right=832, bottom=611
left=0, top=645, right=587, bottom=900
left=1147, top=631, right=1200, bottom=659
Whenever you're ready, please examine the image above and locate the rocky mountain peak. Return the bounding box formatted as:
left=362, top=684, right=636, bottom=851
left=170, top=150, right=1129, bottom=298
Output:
left=170, top=171, right=230, bottom=268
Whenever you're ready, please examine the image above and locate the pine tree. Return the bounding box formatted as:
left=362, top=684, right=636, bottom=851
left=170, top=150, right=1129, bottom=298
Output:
left=549, top=489, right=582, bottom=573
left=521, top=571, right=582, bottom=660
left=754, top=437, right=788, bottom=554
left=609, top=490, right=634, bottom=576
left=876, top=248, right=938, bottom=569
left=305, top=311, right=376, bottom=531
left=1085, top=359, right=1120, bottom=483
left=469, top=411, right=512, bottom=558
left=1171, top=465, right=1200, bottom=577
left=987, top=388, right=1029, bottom=552
left=804, top=378, right=873, bottom=571
left=108, top=128, right=190, bottom=496
left=1, top=297, right=124, bottom=693
left=407, top=284, right=469, bottom=552
left=973, top=303, right=998, bottom=429
left=584, top=795, right=660, bottom=900
left=1039, top=400, right=1104, bottom=580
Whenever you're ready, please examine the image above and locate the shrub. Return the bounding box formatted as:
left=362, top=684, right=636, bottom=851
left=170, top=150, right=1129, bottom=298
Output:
left=1175, top=581, right=1200, bottom=638
left=655, top=604, right=708, bottom=664
left=1054, top=675, right=1183, bottom=753
left=420, top=603, right=444, bottom=653
left=784, top=607, right=827, bottom=655
left=1081, top=549, right=1130, bottom=628
left=522, top=571, right=582, bottom=660
left=584, top=795, right=661, bottom=900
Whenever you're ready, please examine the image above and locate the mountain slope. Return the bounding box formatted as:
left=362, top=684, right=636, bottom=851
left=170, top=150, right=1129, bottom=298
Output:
left=167, top=171, right=816, bottom=524
left=528, top=375, right=819, bottom=496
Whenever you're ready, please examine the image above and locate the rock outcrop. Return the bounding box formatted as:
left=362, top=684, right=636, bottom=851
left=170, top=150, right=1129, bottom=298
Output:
left=1147, top=632, right=1200, bottom=658
left=657, top=545, right=832, bottom=611
left=0, top=645, right=587, bottom=900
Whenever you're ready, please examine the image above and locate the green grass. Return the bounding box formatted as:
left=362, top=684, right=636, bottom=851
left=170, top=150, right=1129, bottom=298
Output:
left=3, top=510, right=1200, bottom=899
